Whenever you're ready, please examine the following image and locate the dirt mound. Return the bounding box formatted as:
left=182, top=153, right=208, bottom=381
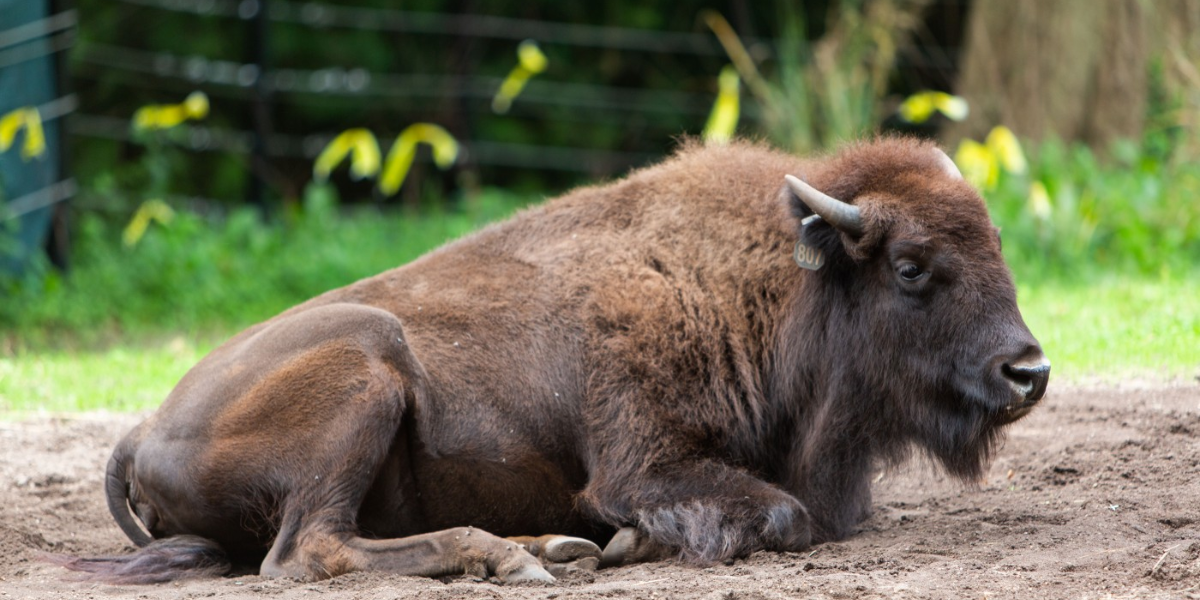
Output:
left=2, top=383, right=1198, bottom=599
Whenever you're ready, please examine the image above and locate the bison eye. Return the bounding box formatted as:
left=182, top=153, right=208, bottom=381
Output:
left=897, top=262, right=926, bottom=282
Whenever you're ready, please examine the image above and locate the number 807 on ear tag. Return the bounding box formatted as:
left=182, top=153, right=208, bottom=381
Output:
left=793, top=240, right=825, bottom=270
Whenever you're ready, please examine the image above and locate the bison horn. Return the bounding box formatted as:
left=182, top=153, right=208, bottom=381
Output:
left=933, top=148, right=963, bottom=180
left=784, top=174, right=864, bottom=238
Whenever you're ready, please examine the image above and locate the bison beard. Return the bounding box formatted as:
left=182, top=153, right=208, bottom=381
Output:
left=58, top=137, right=1048, bottom=584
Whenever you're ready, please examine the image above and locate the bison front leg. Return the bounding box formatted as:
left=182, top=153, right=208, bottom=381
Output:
left=582, top=461, right=812, bottom=566
left=337, top=528, right=556, bottom=582
left=263, top=526, right=554, bottom=583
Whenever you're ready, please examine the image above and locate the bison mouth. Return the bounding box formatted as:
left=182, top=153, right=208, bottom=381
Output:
left=993, top=364, right=1050, bottom=424
left=945, top=385, right=1034, bottom=428
left=960, top=382, right=1045, bottom=428
left=993, top=396, right=1039, bottom=425
left=950, top=354, right=1050, bottom=427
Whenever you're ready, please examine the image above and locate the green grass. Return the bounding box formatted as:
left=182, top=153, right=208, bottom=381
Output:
left=3, top=276, right=1195, bottom=415
left=1016, top=277, right=1199, bottom=381
left=0, top=335, right=216, bottom=414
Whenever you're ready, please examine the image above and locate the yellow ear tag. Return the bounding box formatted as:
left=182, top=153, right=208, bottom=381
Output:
left=793, top=215, right=825, bottom=270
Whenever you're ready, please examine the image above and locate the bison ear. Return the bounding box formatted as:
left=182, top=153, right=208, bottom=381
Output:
left=781, top=175, right=878, bottom=263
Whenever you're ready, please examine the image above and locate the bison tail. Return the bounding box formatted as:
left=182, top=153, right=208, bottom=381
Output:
left=46, top=535, right=231, bottom=584
left=49, top=444, right=233, bottom=583
left=104, top=445, right=154, bottom=548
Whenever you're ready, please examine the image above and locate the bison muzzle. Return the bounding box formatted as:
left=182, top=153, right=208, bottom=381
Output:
left=58, top=138, right=1048, bottom=584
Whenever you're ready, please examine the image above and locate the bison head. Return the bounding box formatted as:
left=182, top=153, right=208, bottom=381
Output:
left=783, top=139, right=1049, bottom=481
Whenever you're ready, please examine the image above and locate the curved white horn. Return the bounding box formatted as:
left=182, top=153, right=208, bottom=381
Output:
left=784, top=174, right=864, bottom=237
left=933, top=148, right=963, bottom=180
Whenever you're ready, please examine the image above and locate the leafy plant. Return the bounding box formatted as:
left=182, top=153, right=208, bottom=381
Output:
left=491, top=40, right=548, bottom=115
left=985, top=137, right=1200, bottom=281
left=0, top=107, right=46, bottom=161
left=0, top=188, right=535, bottom=349
left=312, top=124, right=459, bottom=198
left=705, top=0, right=932, bottom=153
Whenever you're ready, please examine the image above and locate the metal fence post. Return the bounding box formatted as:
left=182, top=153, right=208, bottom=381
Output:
left=245, top=0, right=270, bottom=213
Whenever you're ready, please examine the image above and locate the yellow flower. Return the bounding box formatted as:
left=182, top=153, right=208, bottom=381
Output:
left=133, top=91, right=210, bottom=131
left=703, top=66, right=740, bottom=144
left=517, top=39, right=547, bottom=74
left=898, top=91, right=968, bottom=124
left=134, top=105, right=186, bottom=130
left=379, top=123, right=459, bottom=196
left=122, top=199, right=175, bottom=247
left=954, top=126, right=1028, bottom=191
left=313, top=129, right=382, bottom=182
left=1028, top=181, right=1052, bottom=220
left=954, top=138, right=998, bottom=191
left=985, top=126, right=1027, bottom=174
left=183, top=91, right=209, bottom=119
left=0, top=107, right=46, bottom=160
left=492, top=40, right=547, bottom=114
left=0, top=110, right=22, bottom=149
left=19, top=109, right=45, bottom=160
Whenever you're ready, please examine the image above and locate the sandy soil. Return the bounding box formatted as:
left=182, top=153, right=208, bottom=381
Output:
left=2, top=381, right=1199, bottom=599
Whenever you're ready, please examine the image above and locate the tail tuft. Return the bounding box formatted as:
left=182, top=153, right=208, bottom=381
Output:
left=45, top=535, right=231, bottom=584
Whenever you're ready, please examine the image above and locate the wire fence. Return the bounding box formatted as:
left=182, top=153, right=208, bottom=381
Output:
left=2, top=0, right=967, bottom=234
left=56, top=1, right=783, bottom=213
left=115, top=0, right=764, bottom=54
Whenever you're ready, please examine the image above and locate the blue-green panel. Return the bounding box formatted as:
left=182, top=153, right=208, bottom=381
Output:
left=0, top=0, right=62, bottom=276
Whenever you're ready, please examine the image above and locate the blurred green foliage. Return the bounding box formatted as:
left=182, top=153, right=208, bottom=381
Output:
left=0, top=185, right=535, bottom=348
left=720, top=1, right=925, bottom=153
left=985, top=137, right=1200, bottom=281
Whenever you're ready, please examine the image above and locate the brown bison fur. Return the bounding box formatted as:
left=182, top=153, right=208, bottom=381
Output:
left=64, top=137, right=1048, bottom=584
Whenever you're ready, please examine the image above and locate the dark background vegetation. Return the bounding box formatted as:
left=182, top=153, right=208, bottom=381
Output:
left=64, top=0, right=962, bottom=206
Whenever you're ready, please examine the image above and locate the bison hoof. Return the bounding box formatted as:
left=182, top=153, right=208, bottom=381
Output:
left=600, top=527, right=637, bottom=567
left=502, top=563, right=556, bottom=584
left=599, top=526, right=672, bottom=568
left=542, top=536, right=602, bottom=564
left=510, top=534, right=602, bottom=568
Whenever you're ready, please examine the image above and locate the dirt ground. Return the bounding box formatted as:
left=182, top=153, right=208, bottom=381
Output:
left=2, top=380, right=1199, bottom=600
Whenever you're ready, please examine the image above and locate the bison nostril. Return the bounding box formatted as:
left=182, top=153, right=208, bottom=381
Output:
left=1001, top=357, right=1051, bottom=401
left=1002, top=364, right=1033, bottom=393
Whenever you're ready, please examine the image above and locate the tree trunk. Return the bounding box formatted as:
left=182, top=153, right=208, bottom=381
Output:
left=944, top=0, right=1149, bottom=152
left=1150, top=0, right=1200, bottom=161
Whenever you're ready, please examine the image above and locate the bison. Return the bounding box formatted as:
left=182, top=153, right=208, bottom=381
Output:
left=60, top=138, right=1049, bottom=584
